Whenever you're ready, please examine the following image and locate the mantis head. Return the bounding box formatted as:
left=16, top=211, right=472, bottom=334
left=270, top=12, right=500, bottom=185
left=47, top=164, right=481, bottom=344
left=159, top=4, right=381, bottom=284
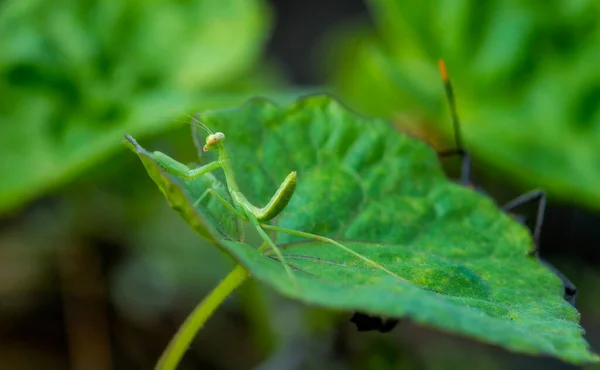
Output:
left=185, top=113, right=224, bottom=152
left=203, top=132, right=226, bottom=152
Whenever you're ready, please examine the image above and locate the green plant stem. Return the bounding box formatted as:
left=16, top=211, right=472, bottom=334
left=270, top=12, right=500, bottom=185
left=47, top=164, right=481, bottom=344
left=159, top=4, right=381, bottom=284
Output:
left=155, top=264, right=250, bottom=370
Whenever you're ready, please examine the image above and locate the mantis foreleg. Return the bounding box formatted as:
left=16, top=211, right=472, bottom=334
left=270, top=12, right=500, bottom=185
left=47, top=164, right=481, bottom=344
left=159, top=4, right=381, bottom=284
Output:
left=261, top=224, right=406, bottom=283
left=153, top=151, right=222, bottom=180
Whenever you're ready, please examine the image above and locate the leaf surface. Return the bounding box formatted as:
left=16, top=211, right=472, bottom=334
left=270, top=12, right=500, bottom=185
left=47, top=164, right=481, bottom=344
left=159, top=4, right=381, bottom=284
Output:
left=128, top=95, right=599, bottom=364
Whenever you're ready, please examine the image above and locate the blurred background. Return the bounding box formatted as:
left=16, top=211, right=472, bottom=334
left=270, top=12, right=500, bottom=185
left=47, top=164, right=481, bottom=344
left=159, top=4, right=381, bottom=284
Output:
left=1, top=0, right=599, bottom=369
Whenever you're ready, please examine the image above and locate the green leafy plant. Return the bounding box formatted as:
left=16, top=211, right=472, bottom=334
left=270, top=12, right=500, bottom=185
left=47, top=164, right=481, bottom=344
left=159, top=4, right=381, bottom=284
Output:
left=126, top=96, right=598, bottom=368
left=323, top=0, right=600, bottom=210
left=0, top=0, right=277, bottom=214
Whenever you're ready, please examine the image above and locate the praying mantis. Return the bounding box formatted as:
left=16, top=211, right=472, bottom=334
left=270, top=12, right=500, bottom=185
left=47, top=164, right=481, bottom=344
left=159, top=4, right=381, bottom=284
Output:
left=135, top=118, right=406, bottom=289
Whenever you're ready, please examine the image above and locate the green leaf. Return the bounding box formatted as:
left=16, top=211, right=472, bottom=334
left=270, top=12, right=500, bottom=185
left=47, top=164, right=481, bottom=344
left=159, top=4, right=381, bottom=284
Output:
left=324, top=0, right=600, bottom=210
left=0, top=0, right=279, bottom=214
left=128, top=95, right=599, bottom=364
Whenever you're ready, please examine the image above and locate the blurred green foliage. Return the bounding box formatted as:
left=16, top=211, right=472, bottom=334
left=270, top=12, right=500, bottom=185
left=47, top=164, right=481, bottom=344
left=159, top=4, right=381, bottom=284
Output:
left=128, top=96, right=597, bottom=364
left=324, top=0, right=600, bottom=210
left=0, top=0, right=279, bottom=214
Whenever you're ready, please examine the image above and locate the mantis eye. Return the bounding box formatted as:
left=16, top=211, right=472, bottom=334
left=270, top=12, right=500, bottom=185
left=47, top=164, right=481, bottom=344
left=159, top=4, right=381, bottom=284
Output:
left=203, top=132, right=226, bottom=151
left=213, top=132, right=225, bottom=141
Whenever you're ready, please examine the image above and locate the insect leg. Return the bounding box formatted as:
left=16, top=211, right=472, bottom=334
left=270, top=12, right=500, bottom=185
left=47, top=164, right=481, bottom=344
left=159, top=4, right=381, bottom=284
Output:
left=193, top=188, right=247, bottom=221
left=502, top=190, right=578, bottom=305
left=438, top=148, right=471, bottom=186
left=185, top=161, right=223, bottom=179
left=538, top=258, right=578, bottom=306
left=260, top=224, right=406, bottom=282
left=502, top=189, right=546, bottom=256
left=193, top=188, right=246, bottom=242
left=153, top=151, right=222, bottom=180
left=244, top=211, right=298, bottom=289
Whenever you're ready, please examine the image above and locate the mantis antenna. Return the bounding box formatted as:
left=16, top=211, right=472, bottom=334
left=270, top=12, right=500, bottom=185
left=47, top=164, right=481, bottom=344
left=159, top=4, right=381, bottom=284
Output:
left=188, top=114, right=213, bottom=136
left=164, top=104, right=214, bottom=135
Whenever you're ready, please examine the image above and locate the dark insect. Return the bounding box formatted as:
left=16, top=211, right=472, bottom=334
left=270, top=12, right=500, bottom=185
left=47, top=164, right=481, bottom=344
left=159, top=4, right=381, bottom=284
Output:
left=350, top=312, right=398, bottom=333
left=350, top=60, right=577, bottom=333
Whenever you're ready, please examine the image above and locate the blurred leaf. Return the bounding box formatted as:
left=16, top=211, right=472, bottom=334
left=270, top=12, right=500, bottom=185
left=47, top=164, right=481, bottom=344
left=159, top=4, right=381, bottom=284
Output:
left=128, top=95, right=598, bottom=364
left=324, top=0, right=600, bottom=209
left=0, top=0, right=279, bottom=213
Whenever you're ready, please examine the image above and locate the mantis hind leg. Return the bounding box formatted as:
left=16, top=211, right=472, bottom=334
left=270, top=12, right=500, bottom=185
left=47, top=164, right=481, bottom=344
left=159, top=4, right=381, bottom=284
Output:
left=244, top=211, right=299, bottom=289
left=260, top=224, right=405, bottom=283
